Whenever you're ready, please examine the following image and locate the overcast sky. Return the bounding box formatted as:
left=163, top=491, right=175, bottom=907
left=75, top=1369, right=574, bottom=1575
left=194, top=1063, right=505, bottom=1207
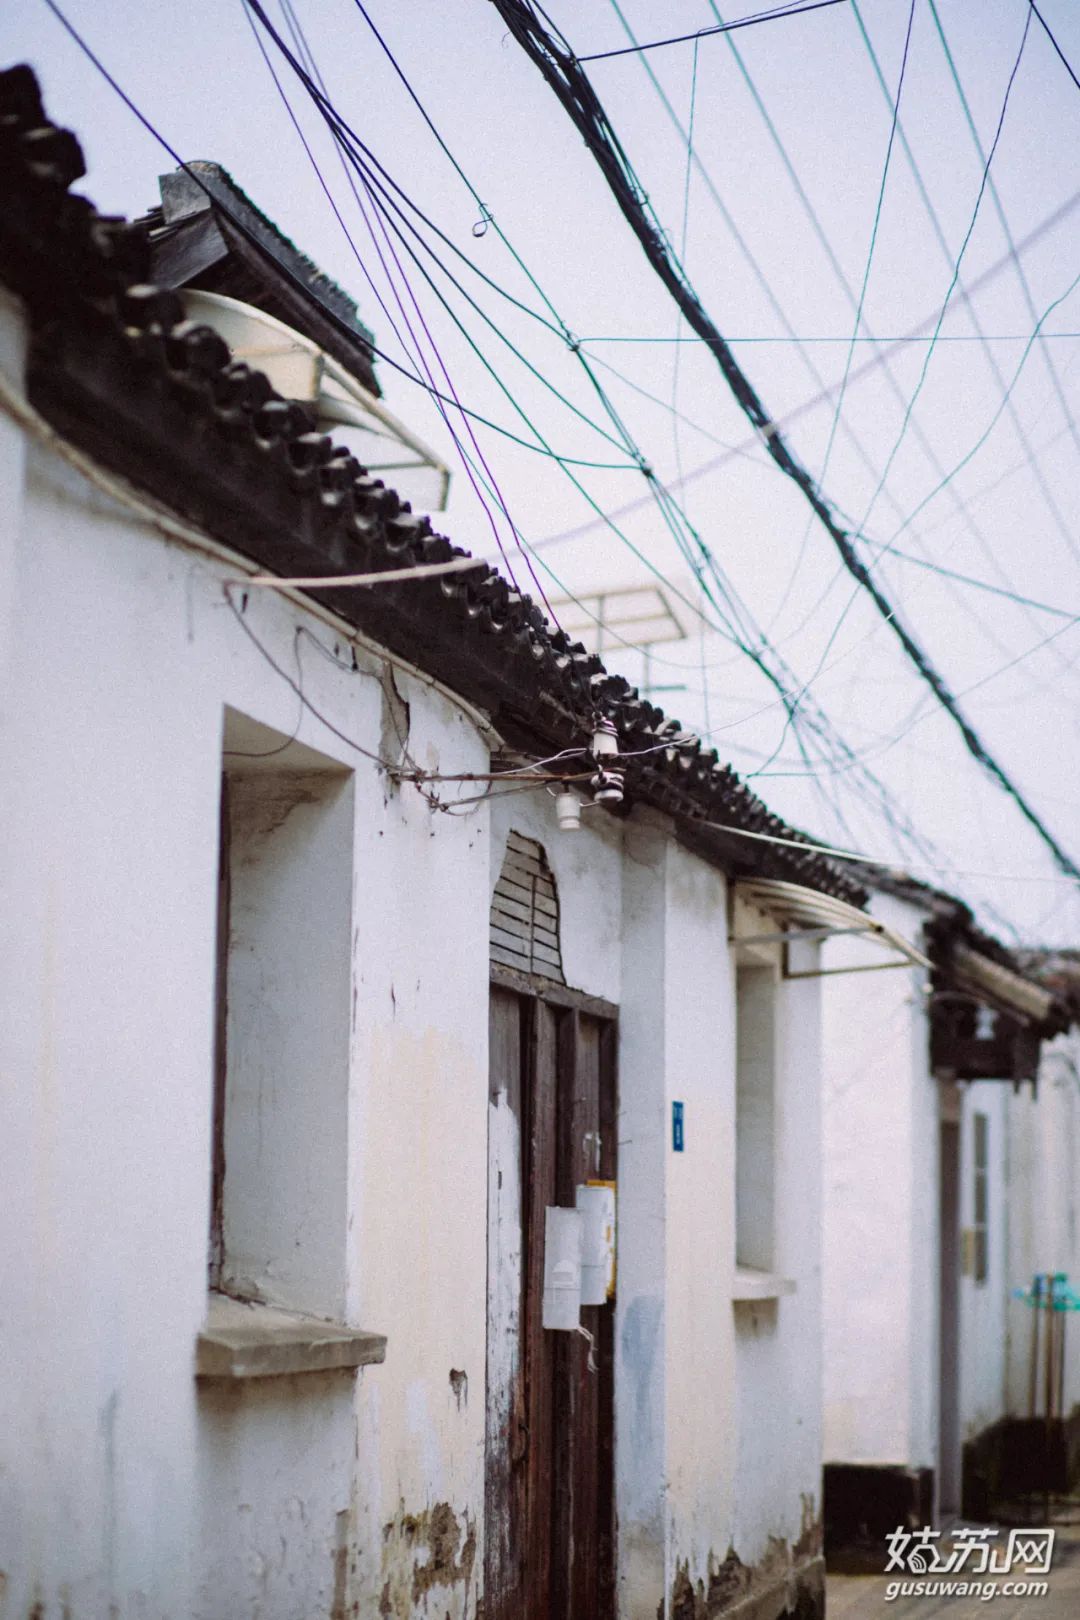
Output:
left=6, top=0, right=1080, bottom=941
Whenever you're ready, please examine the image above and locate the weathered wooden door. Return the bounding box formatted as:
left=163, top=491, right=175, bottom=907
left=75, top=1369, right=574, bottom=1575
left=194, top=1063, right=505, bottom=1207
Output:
left=485, top=982, right=616, bottom=1619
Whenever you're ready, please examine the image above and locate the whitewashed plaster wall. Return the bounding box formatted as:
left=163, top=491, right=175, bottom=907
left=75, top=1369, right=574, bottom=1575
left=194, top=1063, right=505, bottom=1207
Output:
left=821, top=892, right=936, bottom=1471
left=618, top=820, right=739, bottom=1619
left=0, top=291, right=490, bottom=1620
left=730, top=934, right=825, bottom=1575
left=1004, top=1034, right=1080, bottom=1422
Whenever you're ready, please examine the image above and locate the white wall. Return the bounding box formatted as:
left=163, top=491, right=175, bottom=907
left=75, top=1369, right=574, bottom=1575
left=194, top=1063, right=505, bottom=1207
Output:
left=1005, top=1033, right=1080, bottom=1423
left=821, top=892, right=936, bottom=1472
left=0, top=287, right=491, bottom=1617
left=731, top=935, right=824, bottom=1574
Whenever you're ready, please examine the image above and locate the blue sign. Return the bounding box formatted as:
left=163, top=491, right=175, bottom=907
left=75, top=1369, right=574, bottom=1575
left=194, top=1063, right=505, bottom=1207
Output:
left=672, top=1100, right=684, bottom=1152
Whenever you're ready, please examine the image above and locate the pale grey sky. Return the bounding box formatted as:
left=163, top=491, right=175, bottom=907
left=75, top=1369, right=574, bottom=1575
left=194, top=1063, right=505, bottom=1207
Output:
left=6, top=0, right=1080, bottom=939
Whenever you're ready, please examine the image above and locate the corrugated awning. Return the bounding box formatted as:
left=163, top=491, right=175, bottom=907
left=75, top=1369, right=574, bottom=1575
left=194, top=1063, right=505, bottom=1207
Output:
left=733, top=878, right=931, bottom=977
left=950, top=944, right=1055, bottom=1026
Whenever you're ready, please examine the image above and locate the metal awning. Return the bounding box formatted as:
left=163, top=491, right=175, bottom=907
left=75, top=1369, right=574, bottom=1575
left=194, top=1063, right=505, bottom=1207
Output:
left=950, top=944, right=1054, bottom=1026
left=732, top=878, right=931, bottom=978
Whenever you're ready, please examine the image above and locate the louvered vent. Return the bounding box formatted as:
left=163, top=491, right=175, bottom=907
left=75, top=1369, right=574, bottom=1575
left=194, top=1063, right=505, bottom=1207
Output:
left=490, top=831, right=565, bottom=984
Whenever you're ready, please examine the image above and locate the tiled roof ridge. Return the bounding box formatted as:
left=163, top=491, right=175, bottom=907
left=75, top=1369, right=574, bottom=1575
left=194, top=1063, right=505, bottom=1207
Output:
left=141, top=159, right=378, bottom=353
left=856, top=859, right=1067, bottom=1014
left=0, top=62, right=865, bottom=904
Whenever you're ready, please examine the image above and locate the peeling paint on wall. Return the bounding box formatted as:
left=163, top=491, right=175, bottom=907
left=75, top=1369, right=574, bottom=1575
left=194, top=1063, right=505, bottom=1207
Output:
left=379, top=1502, right=477, bottom=1619
left=667, top=1506, right=824, bottom=1620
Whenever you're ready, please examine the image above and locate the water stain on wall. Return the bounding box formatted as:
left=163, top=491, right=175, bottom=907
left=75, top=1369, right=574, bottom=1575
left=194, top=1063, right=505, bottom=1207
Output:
left=379, top=1501, right=477, bottom=1618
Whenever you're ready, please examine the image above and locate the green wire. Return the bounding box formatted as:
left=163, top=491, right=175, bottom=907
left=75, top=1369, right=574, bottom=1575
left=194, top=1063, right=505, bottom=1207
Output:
left=845, top=0, right=1080, bottom=667
left=888, top=264, right=1080, bottom=546
left=810, top=0, right=916, bottom=503
left=926, top=0, right=1080, bottom=545
left=852, top=5, right=1034, bottom=537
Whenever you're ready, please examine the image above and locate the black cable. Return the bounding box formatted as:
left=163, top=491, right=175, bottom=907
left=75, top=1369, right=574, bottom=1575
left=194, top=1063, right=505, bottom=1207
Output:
left=577, top=0, right=847, bottom=63
left=29, top=0, right=993, bottom=888
left=39, top=0, right=635, bottom=475
left=329, top=0, right=1011, bottom=883
left=489, top=0, right=1080, bottom=885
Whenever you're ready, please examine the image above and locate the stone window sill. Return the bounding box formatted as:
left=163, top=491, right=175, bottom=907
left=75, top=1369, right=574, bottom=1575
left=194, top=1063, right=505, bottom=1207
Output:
left=732, top=1267, right=797, bottom=1302
left=196, top=1291, right=387, bottom=1380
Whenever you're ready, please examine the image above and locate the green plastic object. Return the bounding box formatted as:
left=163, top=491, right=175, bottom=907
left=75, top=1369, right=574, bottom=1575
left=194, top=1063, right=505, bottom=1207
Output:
left=1012, top=1272, right=1080, bottom=1311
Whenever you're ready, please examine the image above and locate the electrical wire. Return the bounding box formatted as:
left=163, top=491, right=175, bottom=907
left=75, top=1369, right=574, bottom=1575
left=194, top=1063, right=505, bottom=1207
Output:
left=40, top=0, right=640, bottom=485
left=577, top=0, right=847, bottom=63
left=761, top=251, right=1080, bottom=777
left=928, top=0, right=1080, bottom=472
left=531, top=183, right=1080, bottom=546
left=341, top=0, right=1060, bottom=743
left=620, top=0, right=1058, bottom=672
left=773, top=0, right=1062, bottom=729
left=807, top=0, right=916, bottom=505
left=235, top=1, right=1024, bottom=895
left=850, top=6, right=1035, bottom=544
left=698, top=820, right=1080, bottom=890
left=247, top=1, right=771, bottom=664
left=489, top=0, right=1080, bottom=884
left=251, top=0, right=543, bottom=605
left=840, top=0, right=1080, bottom=665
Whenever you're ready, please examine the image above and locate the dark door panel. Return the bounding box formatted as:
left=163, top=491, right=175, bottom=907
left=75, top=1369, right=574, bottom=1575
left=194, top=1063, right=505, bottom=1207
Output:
left=485, top=988, right=616, bottom=1620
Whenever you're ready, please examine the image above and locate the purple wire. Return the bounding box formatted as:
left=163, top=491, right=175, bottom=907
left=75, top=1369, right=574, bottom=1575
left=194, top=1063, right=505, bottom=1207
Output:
left=353, top=159, right=560, bottom=618
left=273, top=0, right=557, bottom=612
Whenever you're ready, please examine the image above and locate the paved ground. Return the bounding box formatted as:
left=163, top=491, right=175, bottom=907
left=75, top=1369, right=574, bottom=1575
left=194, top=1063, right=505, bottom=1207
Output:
left=827, top=1510, right=1080, bottom=1620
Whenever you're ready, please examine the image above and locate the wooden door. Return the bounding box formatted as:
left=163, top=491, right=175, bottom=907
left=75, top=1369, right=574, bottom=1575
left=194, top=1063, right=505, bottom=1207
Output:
left=485, top=984, right=616, bottom=1620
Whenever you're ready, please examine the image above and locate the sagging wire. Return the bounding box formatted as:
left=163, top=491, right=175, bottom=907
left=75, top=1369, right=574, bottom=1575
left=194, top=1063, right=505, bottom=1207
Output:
left=577, top=0, right=847, bottom=63
left=695, top=820, right=1080, bottom=891
left=248, top=0, right=734, bottom=643
left=40, top=0, right=633, bottom=485
left=35, top=0, right=1017, bottom=894
left=850, top=6, right=1036, bottom=545
left=243, top=1, right=538, bottom=607
left=237, top=557, right=487, bottom=589
left=329, top=0, right=1028, bottom=887
left=227, top=586, right=697, bottom=819
left=701, top=0, right=1061, bottom=671
left=602, top=0, right=1001, bottom=641
left=639, top=0, right=1066, bottom=699
left=489, top=0, right=1080, bottom=883
left=534, top=187, right=1080, bottom=549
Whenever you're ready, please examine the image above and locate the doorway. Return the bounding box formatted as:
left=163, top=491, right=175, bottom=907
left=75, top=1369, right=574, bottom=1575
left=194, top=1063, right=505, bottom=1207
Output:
left=485, top=978, right=616, bottom=1619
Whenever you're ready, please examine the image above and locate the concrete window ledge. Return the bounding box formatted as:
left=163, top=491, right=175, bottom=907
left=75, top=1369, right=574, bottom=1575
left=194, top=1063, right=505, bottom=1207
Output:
left=732, top=1267, right=797, bottom=1302
left=196, top=1291, right=387, bottom=1380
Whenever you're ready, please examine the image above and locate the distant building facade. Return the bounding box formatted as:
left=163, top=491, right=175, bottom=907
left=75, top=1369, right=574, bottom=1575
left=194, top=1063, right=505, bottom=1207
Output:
left=821, top=875, right=1079, bottom=1557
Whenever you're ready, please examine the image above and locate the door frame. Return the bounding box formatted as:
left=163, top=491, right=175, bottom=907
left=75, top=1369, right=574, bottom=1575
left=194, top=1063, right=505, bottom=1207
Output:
left=491, top=960, right=618, bottom=1022
left=485, top=963, right=618, bottom=1620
